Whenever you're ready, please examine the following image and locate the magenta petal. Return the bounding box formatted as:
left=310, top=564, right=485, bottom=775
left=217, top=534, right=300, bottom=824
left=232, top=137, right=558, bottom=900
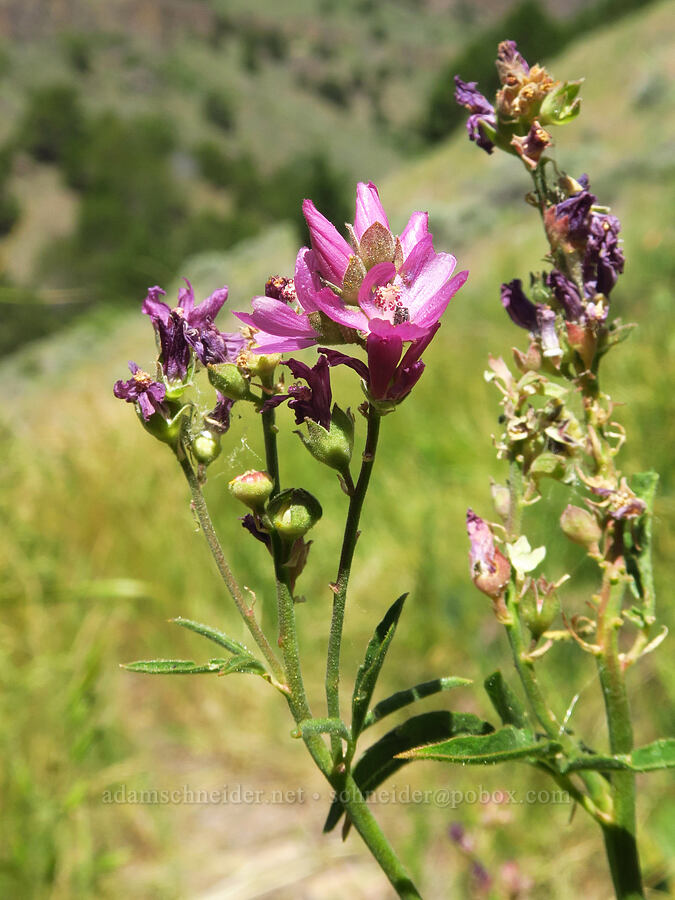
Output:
left=399, top=235, right=436, bottom=285
left=251, top=333, right=318, bottom=354
left=319, top=347, right=370, bottom=382
left=142, top=285, right=170, bottom=324
left=399, top=211, right=430, bottom=258
left=367, top=317, right=430, bottom=341
left=405, top=252, right=457, bottom=317
left=366, top=332, right=402, bottom=400
left=310, top=288, right=369, bottom=331
left=191, top=286, right=229, bottom=327
left=234, top=298, right=317, bottom=338
left=177, top=279, right=195, bottom=313
left=354, top=182, right=390, bottom=240
left=412, top=270, right=469, bottom=329
left=294, top=247, right=323, bottom=314
left=302, top=199, right=351, bottom=284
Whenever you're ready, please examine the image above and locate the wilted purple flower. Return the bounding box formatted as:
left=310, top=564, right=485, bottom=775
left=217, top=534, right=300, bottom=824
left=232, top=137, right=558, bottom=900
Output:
left=143, top=280, right=243, bottom=379
left=553, top=189, right=596, bottom=247
left=547, top=271, right=585, bottom=321
left=263, top=355, right=333, bottom=429
left=113, top=362, right=167, bottom=421
left=584, top=211, right=624, bottom=296
left=236, top=182, right=467, bottom=355
left=496, top=39, right=530, bottom=78
left=205, top=392, right=235, bottom=434
left=466, top=509, right=511, bottom=598
left=510, top=120, right=551, bottom=169
left=454, top=76, right=497, bottom=154
left=501, top=279, right=538, bottom=331
left=241, top=513, right=272, bottom=549
left=319, top=324, right=438, bottom=406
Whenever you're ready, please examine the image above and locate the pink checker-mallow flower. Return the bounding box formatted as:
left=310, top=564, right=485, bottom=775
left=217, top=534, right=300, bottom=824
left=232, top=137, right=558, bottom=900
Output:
left=235, top=181, right=468, bottom=359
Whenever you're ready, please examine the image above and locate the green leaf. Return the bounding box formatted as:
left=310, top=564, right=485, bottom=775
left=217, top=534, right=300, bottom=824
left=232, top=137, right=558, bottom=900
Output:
left=351, top=593, right=407, bottom=740
left=324, top=710, right=492, bottom=833
left=217, top=655, right=268, bottom=677
left=299, top=718, right=351, bottom=741
left=484, top=671, right=530, bottom=728
left=121, top=658, right=227, bottom=675
left=399, top=725, right=561, bottom=764
left=561, top=738, right=675, bottom=774
left=362, top=676, right=472, bottom=730
left=170, top=617, right=253, bottom=656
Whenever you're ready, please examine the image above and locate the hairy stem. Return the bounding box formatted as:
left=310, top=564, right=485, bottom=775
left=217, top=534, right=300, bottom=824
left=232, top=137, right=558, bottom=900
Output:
left=176, top=444, right=285, bottom=685
left=326, top=405, right=381, bottom=758
left=596, top=565, right=643, bottom=899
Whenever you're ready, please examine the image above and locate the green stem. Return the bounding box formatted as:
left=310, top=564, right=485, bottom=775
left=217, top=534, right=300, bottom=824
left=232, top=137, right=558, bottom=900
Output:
left=596, top=569, right=644, bottom=899
left=301, top=733, right=422, bottom=899
left=503, top=586, right=613, bottom=821
left=175, top=444, right=285, bottom=685
left=260, top=373, right=281, bottom=496
left=326, top=405, right=381, bottom=758
left=256, top=400, right=417, bottom=897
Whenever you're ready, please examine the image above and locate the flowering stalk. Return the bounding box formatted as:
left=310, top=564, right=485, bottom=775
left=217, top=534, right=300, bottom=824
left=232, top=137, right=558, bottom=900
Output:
left=326, top=404, right=381, bottom=760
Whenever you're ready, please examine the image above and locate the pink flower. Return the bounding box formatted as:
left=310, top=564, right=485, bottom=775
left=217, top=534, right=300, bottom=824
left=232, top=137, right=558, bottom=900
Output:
left=235, top=182, right=468, bottom=356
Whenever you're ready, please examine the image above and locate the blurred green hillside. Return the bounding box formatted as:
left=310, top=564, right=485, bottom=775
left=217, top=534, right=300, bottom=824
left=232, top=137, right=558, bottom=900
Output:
left=1, top=2, right=674, bottom=898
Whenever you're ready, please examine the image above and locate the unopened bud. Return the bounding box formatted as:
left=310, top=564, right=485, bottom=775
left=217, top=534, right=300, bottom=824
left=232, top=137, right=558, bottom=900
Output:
left=267, top=488, right=322, bottom=540
left=191, top=430, right=221, bottom=466
left=490, top=482, right=511, bottom=522
left=520, top=577, right=560, bottom=640
left=560, top=504, right=602, bottom=551
left=242, top=351, right=281, bottom=376
left=228, top=470, right=274, bottom=511
left=208, top=363, right=254, bottom=401
left=138, top=402, right=186, bottom=448
left=297, top=404, right=354, bottom=474
left=565, top=321, right=597, bottom=371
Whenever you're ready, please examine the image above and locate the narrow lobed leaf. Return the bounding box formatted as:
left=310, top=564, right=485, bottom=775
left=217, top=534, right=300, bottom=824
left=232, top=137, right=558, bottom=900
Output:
left=351, top=593, right=407, bottom=740
left=398, top=725, right=561, bottom=764
left=484, top=671, right=530, bottom=728
left=121, top=659, right=227, bottom=675
left=300, top=718, right=351, bottom=741
left=170, top=616, right=254, bottom=656
left=362, top=676, right=472, bottom=730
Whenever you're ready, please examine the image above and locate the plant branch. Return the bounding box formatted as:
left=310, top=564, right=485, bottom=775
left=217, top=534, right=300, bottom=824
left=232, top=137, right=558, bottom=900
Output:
left=326, top=404, right=381, bottom=758
left=175, top=443, right=285, bottom=685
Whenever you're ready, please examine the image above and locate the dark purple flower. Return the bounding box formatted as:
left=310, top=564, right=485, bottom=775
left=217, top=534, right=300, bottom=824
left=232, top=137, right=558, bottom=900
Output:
left=547, top=271, right=585, bottom=321
left=454, top=76, right=497, bottom=154
left=113, top=362, right=167, bottom=421
left=241, top=513, right=272, bottom=549
left=142, top=280, right=243, bottom=379
left=500, top=279, right=538, bottom=331
left=205, top=392, right=235, bottom=434
left=584, top=212, right=624, bottom=296
left=319, top=324, right=439, bottom=406
left=263, top=355, right=333, bottom=430
left=554, top=190, right=596, bottom=246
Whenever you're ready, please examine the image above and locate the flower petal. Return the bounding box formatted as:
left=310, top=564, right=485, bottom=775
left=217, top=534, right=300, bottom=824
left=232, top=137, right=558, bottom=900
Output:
left=302, top=199, right=351, bottom=284
left=354, top=182, right=389, bottom=241
left=410, top=269, right=468, bottom=329
left=366, top=333, right=402, bottom=400
left=399, top=211, right=430, bottom=259
left=141, top=285, right=170, bottom=324
left=177, top=279, right=195, bottom=313
left=191, top=286, right=229, bottom=328
left=234, top=298, right=317, bottom=338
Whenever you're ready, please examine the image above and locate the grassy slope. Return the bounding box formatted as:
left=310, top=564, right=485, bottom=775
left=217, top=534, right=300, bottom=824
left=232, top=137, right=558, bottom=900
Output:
left=1, top=4, right=674, bottom=897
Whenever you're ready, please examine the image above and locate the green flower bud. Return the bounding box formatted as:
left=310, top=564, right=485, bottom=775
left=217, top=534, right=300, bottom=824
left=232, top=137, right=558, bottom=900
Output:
left=240, top=350, right=281, bottom=376
left=208, top=363, right=255, bottom=402
left=539, top=80, right=582, bottom=126
left=490, top=482, right=511, bottom=522
left=297, top=404, right=354, bottom=474
left=138, top=402, right=186, bottom=448
left=228, top=470, right=274, bottom=510
left=519, top=577, right=560, bottom=641
left=560, top=505, right=602, bottom=552
left=191, top=430, right=221, bottom=466
left=267, top=488, right=322, bottom=540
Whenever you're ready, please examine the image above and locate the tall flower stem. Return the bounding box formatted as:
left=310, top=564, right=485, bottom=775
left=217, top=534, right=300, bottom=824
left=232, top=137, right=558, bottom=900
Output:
left=175, top=443, right=285, bottom=686
left=258, top=396, right=419, bottom=898
left=326, top=404, right=381, bottom=758
left=596, top=564, right=644, bottom=899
